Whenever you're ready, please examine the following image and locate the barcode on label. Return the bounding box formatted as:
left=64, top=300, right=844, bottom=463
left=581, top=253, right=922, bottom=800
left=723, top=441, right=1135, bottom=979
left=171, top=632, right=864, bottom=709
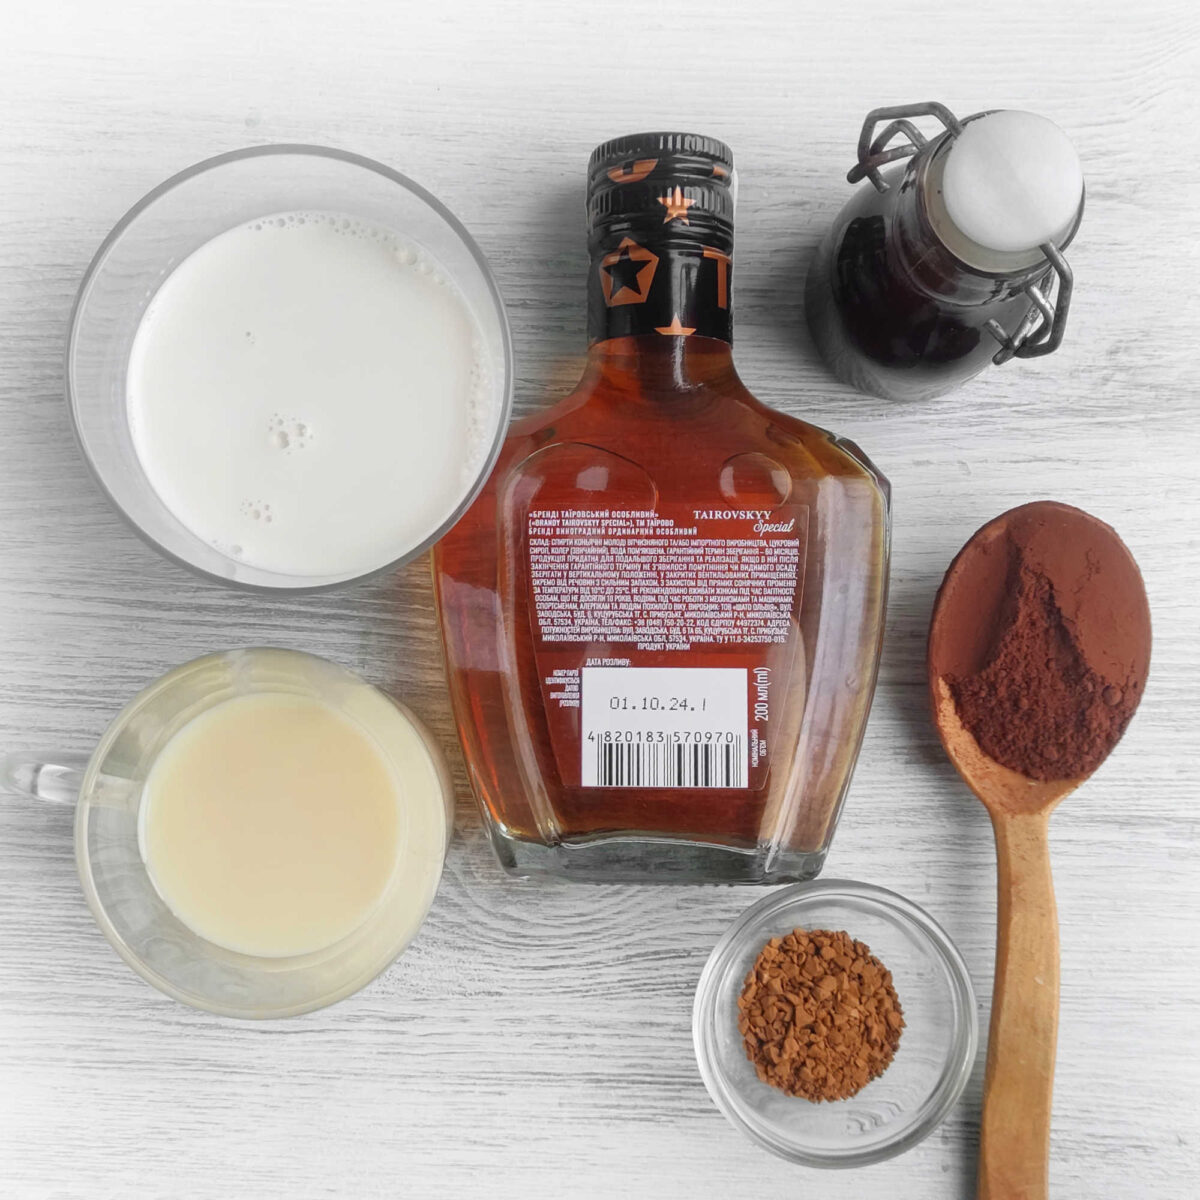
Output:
left=580, top=666, right=749, bottom=789
left=592, top=737, right=745, bottom=788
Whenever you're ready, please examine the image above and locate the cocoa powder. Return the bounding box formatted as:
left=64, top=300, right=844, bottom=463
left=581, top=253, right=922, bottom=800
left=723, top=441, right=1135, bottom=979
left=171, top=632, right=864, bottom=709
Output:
left=930, top=501, right=1151, bottom=782
left=737, top=928, right=903, bottom=1102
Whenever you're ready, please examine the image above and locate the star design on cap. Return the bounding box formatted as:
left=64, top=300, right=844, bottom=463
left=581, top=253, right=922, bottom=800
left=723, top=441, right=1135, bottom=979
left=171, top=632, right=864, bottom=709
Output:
left=600, top=238, right=659, bottom=306
left=658, top=186, right=696, bottom=224
left=655, top=315, right=696, bottom=337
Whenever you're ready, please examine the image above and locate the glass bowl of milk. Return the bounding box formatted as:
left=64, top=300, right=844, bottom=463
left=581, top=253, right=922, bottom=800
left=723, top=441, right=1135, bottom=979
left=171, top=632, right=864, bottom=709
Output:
left=68, top=145, right=512, bottom=589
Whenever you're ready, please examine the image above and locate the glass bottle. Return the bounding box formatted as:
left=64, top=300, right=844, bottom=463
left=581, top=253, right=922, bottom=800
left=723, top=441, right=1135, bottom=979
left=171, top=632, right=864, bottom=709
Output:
left=433, top=133, right=890, bottom=883
left=806, top=105, right=1083, bottom=402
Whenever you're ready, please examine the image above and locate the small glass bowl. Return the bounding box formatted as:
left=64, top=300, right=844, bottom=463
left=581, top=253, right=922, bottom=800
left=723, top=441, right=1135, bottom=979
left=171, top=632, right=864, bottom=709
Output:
left=693, top=879, right=978, bottom=1168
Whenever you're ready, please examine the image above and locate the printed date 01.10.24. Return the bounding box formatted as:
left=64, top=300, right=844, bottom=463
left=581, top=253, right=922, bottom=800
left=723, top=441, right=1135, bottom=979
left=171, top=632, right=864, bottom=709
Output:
left=606, top=695, right=709, bottom=713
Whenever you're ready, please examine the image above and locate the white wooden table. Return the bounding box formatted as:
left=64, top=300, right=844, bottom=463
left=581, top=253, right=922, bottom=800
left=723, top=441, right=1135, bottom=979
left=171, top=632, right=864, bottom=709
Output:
left=2, top=3, right=1197, bottom=1196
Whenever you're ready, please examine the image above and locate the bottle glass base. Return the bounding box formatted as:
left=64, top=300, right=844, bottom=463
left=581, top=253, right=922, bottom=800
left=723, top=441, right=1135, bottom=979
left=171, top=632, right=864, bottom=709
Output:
left=486, top=826, right=830, bottom=885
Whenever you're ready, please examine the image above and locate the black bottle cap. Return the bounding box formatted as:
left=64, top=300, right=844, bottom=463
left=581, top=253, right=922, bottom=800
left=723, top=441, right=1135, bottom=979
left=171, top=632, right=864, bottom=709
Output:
left=587, top=131, right=735, bottom=253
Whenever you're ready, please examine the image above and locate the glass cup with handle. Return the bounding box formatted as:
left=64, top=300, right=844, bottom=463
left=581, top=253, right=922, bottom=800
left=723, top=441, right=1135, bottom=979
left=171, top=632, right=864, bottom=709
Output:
left=0, top=647, right=453, bottom=1018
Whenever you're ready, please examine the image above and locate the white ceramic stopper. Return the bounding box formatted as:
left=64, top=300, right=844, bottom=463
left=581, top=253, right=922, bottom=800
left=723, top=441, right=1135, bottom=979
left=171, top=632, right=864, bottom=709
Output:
left=941, top=111, right=1083, bottom=253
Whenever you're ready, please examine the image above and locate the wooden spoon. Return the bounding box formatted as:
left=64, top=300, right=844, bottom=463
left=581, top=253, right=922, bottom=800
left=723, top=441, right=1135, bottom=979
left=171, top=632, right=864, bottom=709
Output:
left=927, top=502, right=1150, bottom=1200
left=933, top=679, right=1078, bottom=1200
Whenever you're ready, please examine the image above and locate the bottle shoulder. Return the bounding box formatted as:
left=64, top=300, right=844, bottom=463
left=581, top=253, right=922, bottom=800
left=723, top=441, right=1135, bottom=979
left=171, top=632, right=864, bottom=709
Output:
left=494, top=380, right=887, bottom=493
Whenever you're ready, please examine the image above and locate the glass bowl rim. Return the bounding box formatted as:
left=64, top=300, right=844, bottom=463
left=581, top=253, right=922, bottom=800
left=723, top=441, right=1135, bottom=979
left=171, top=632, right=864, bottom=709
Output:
left=692, top=877, right=979, bottom=1169
left=65, top=142, right=515, bottom=594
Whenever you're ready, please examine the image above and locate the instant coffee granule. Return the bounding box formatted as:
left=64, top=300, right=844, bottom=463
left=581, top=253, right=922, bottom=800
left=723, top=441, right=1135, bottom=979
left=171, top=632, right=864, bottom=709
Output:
left=737, top=928, right=903, bottom=1102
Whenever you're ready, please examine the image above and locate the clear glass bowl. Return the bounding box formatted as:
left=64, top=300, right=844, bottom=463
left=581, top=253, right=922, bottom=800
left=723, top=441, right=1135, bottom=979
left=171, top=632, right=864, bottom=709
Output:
left=67, top=144, right=513, bottom=591
left=693, top=879, right=978, bottom=1167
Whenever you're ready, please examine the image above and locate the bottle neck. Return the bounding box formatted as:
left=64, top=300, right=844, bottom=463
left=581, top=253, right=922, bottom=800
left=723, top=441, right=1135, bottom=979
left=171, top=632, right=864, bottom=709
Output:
left=587, top=230, right=734, bottom=346
left=581, top=334, right=738, bottom=397
left=888, top=135, right=1077, bottom=305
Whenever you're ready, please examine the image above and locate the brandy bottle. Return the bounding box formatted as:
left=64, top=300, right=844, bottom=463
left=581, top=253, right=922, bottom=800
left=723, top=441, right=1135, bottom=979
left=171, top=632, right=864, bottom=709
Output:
left=433, top=132, right=890, bottom=882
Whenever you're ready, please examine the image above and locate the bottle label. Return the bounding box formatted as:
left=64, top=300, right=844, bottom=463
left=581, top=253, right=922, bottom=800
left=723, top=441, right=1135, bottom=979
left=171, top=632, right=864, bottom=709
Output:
left=587, top=237, right=733, bottom=344
left=526, top=505, right=807, bottom=791
left=580, top=667, right=749, bottom=788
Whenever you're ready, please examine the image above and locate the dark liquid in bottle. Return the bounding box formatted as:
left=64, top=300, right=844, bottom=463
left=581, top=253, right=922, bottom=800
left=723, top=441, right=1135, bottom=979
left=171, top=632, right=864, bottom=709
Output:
left=806, top=162, right=1052, bottom=402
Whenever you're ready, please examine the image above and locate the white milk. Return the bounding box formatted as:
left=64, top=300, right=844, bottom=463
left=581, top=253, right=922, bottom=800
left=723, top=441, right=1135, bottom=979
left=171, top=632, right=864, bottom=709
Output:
left=127, top=212, right=495, bottom=579
left=139, top=691, right=405, bottom=958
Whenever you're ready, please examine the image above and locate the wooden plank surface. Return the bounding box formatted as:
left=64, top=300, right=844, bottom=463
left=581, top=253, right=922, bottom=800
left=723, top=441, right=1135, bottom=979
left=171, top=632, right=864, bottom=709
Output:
left=1, top=1, right=1197, bottom=1196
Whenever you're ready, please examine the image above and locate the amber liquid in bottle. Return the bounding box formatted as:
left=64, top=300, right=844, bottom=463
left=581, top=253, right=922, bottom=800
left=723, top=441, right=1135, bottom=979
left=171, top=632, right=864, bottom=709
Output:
left=434, top=134, right=890, bottom=882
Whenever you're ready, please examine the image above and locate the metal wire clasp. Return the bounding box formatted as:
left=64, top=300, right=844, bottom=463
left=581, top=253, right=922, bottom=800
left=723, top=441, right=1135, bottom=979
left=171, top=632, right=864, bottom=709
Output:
left=846, top=101, right=964, bottom=192
left=985, top=243, right=1074, bottom=363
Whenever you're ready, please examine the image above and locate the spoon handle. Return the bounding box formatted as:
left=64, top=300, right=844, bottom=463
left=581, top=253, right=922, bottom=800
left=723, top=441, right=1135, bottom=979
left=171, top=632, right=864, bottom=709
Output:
left=977, top=810, right=1060, bottom=1200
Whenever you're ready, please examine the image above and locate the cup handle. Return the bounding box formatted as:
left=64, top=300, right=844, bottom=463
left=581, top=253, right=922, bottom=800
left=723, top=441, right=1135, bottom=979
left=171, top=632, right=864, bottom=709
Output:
left=0, top=752, right=89, bottom=805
